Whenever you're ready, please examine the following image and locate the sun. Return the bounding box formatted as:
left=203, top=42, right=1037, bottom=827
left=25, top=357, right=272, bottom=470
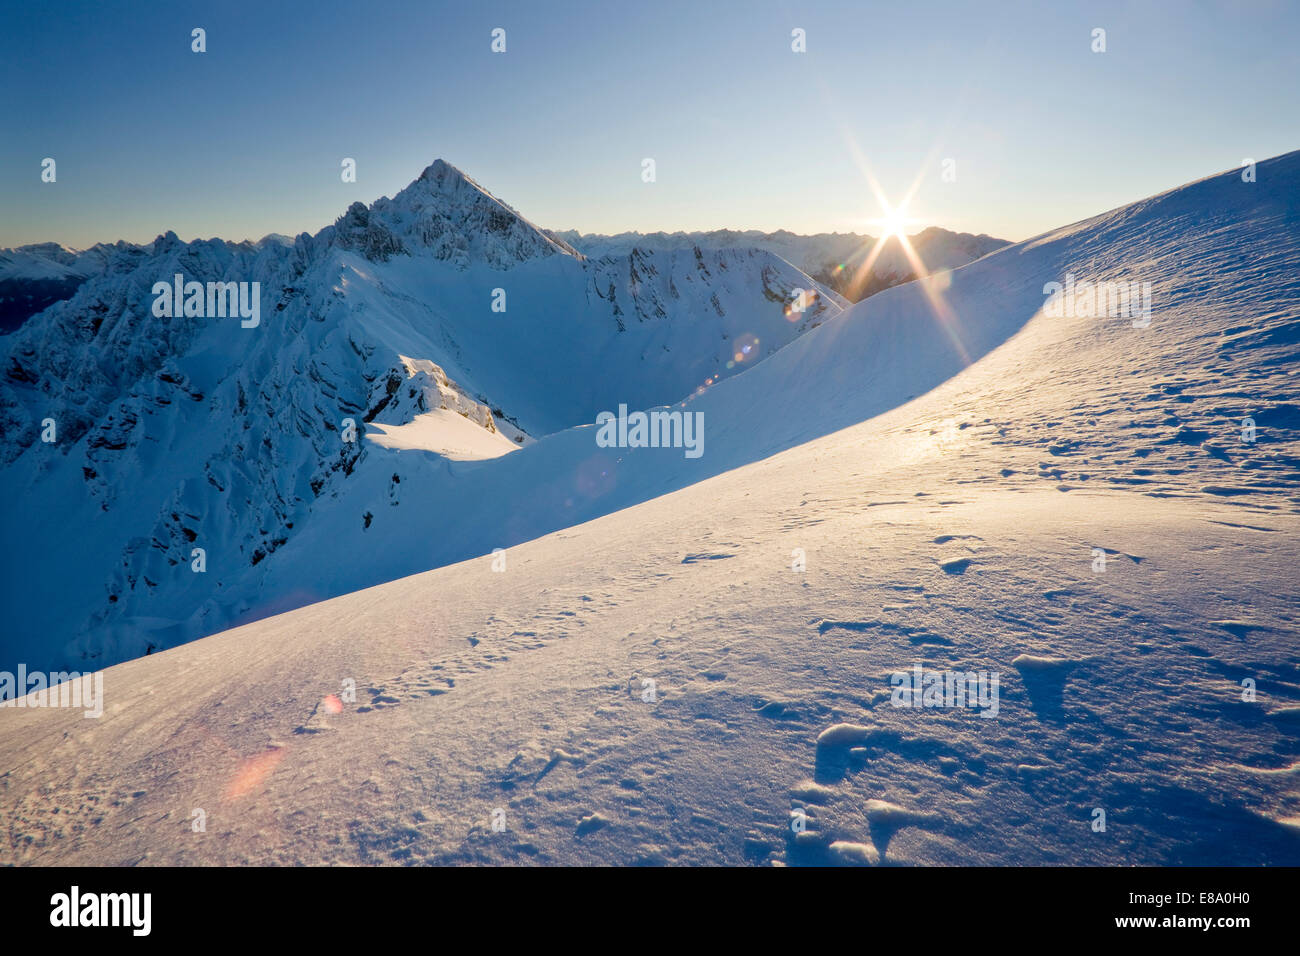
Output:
left=881, top=208, right=907, bottom=238
left=874, top=202, right=912, bottom=240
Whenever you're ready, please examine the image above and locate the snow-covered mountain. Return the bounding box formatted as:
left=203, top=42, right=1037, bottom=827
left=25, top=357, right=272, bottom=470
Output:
left=3, top=151, right=1296, bottom=867
left=0, top=241, right=146, bottom=333
left=552, top=227, right=1010, bottom=302
left=0, top=236, right=300, bottom=335
left=0, top=160, right=844, bottom=669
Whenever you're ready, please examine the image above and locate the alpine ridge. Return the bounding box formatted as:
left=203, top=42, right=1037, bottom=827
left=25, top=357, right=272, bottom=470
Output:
left=0, top=160, right=844, bottom=669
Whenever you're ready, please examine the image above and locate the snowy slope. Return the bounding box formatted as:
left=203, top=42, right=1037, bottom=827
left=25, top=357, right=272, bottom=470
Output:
left=2, top=152, right=1296, bottom=866
left=0, top=161, right=843, bottom=669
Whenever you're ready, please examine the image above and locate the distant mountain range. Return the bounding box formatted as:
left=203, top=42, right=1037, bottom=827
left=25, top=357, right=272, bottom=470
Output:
left=0, top=222, right=1006, bottom=336
left=551, top=227, right=1010, bottom=301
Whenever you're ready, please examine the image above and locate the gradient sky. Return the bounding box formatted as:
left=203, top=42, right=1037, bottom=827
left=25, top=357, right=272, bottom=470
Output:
left=1, top=0, right=1296, bottom=248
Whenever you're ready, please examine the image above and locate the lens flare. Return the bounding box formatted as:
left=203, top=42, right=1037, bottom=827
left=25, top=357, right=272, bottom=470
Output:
left=733, top=333, right=760, bottom=364
left=224, top=745, right=286, bottom=802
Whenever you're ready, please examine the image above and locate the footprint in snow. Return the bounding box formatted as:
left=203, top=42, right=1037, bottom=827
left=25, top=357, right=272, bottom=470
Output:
left=813, top=723, right=876, bottom=782
left=789, top=780, right=837, bottom=805
left=1011, top=653, right=1083, bottom=721
left=863, top=798, right=942, bottom=862
left=827, top=841, right=879, bottom=866
left=754, top=699, right=802, bottom=721
left=1212, top=620, right=1279, bottom=639
left=576, top=812, right=612, bottom=836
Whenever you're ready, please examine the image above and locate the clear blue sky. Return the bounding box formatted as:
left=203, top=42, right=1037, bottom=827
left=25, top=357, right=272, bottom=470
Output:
left=1, top=0, right=1296, bottom=248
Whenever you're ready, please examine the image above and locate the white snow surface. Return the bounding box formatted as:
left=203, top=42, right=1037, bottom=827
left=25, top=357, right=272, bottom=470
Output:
left=1, top=153, right=1299, bottom=865
left=367, top=409, right=519, bottom=460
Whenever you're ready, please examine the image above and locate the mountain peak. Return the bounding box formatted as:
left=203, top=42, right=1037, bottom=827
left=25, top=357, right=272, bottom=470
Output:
left=356, top=160, right=580, bottom=269
left=406, top=158, right=492, bottom=204
left=418, top=157, right=470, bottom=183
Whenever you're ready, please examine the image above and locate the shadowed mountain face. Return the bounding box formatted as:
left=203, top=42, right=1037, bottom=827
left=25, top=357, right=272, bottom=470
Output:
left=0, top=241, right=147, bottom=333
left=0, top=275, right=84, bottom=333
